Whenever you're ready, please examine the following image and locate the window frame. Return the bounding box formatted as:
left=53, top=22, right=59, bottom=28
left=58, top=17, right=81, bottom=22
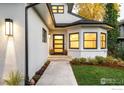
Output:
left=69, top=32, right=79, bottom=49
left=101, top=32, right=106, bottom=49
left=52, top=5, right=64, bottom=14
left=42, top=28, right=47, bottom=43
left=83, top=32, right=97, bottom=49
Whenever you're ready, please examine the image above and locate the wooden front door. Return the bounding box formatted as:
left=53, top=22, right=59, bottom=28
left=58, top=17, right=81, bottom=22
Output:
left=53, top=34, right=64, bottom=54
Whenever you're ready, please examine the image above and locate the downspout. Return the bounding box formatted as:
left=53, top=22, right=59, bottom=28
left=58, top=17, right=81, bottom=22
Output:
left=25, top=3, right=39, bottom=85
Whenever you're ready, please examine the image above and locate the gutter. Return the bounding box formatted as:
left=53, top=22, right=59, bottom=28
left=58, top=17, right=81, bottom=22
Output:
left=25, top=3, right=39, bottom=85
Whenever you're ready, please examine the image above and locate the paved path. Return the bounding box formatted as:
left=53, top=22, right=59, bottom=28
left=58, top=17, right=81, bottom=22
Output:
left=37, top=61, right=77, bottom=85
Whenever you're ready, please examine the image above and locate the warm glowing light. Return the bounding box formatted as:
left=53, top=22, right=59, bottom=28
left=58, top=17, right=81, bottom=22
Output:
left=101, top=33, right=106, bottom=49
left=52, top=5, right=64, bottom=13
left=54, top=49, right=63, bottom=52
left=3, top=37, right=17, bottom=79
left=5, top=18, right=13, bottom=36
left=52, top=6, right=57, bottom=9
left=58, top=6, right=64, bottom=9
left=54, top=35, right=64, bottom=53
left=54, top=45, right=63, bottom=48
left=69, top=33, right=79, bottom=49
left=54, top=36, right=63, bottom=39
left=84, top=33, right=97, bottom=48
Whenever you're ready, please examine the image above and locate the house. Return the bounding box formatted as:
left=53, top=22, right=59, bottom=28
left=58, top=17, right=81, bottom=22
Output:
left=0, top=3, right=112, bottom=85
left=118, top=20, right=124, bottom=46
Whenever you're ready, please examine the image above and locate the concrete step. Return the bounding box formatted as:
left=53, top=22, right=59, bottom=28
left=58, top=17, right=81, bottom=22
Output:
left=48, top=55, right=72, bottom=61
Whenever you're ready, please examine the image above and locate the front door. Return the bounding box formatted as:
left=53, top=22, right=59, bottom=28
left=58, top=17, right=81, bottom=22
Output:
left=53, top=34, right=64, bottom=54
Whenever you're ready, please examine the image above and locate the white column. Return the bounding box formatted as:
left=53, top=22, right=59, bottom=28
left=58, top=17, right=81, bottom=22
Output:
left=79, top=31, right=83, bottom=50
left=97, top=31, right=101, bottom=50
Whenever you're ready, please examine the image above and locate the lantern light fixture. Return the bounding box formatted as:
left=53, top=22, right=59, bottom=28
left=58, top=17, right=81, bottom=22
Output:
left=5, top=18, right=13, bottom=36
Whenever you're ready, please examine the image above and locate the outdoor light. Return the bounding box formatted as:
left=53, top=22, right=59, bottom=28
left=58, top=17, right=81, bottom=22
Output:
left=5, top=18, right=13, bottom=36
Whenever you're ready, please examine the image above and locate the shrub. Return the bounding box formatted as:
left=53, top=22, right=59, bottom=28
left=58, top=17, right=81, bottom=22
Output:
left=95, top=56, right=105, bottom=64
left=113, top=58, right=119, bottom=64
left=117, top=58, right=124, bottom=63
left=70, top=58, right=81, bottom=65
left=88, top=58, right=98, bottom=65
left=79, top=57, right=87, bottom=64
left=4, top=71, right=23, bottom=85
left=105, top=56, right=115, bottom=64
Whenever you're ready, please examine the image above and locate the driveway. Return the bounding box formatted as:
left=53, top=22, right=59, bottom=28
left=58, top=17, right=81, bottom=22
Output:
left=36, top=61, right=77, bottom=85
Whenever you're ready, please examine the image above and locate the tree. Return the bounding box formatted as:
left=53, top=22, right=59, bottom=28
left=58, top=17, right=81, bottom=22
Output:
left=75, top=3, right=106, bottom=21
left=104, top=3, right=120, bottom=56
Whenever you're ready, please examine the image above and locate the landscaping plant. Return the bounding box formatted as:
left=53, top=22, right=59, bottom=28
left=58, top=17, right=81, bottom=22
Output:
left=95, top=56, right=106, bottom=64
left=87, top=58, right=99, bottom=65
left=4, top=71, right=23, bottom=85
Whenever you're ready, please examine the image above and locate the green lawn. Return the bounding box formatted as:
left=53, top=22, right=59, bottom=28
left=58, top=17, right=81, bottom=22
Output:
left=71, top=65, right=124, bottom=85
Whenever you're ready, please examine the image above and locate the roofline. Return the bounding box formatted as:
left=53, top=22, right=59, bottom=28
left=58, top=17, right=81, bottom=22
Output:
left=38, top=3, right=113, bottom=30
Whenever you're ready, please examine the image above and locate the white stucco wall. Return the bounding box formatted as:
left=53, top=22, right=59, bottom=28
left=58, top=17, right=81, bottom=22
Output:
left=67, top=27, right=107, bottom=58
left=51, top=3, right=81, bottom=23
left=28, top=8, right=49, bottom=79
left=0, top=4, right=25, bottom=84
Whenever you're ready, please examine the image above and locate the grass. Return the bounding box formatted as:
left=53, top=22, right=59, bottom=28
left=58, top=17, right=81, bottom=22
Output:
left=71, top=65, right=124, bottom=85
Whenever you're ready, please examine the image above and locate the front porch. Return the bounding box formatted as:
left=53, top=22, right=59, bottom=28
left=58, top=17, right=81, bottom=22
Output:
left=48, top=27, right=108, bottom=58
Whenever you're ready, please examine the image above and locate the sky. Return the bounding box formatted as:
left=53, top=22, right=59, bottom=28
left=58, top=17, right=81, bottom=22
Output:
left=119, top=3, right=124, bottom=21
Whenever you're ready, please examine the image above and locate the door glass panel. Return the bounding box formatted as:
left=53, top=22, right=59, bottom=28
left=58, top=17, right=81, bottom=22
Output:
left=54, top=45, right=63, bottom=48
left=54, top=40, right=63, bottom=43
left=54, top=49, right=63, bottom=52
left=54, top=36, right=63, bottom=39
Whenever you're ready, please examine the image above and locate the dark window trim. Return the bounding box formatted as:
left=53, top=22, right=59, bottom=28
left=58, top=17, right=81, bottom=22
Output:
left=52, top=5, right=64, bottom=14
left=42, top=28, right=47, bottom=43
left=101, top=32, right=106, bottom=49
left=83, top=32, right=97, bottom=49
left=69, top=32, right=79, bottom=49
left=53, top=34, right=64, bottom=54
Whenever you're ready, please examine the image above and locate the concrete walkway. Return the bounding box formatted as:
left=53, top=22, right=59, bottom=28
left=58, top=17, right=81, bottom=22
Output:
left=37, top=61, right=77, bottom=85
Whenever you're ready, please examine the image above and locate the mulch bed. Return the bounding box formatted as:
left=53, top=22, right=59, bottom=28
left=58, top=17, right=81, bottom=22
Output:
left=29, top=61, right=50, bottom=85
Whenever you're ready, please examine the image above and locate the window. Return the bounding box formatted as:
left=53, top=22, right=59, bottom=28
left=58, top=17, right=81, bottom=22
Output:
left=84, top=32, right=97, bottom=49
left=52, top=5, right=64, bottom=13
left=69, top=33, right=79, bottom=49
left=101, top=33, right=106, bottom=49
left=42, top=28, right=47, bottom=43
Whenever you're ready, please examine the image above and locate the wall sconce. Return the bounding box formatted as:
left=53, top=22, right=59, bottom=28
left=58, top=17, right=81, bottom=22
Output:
left=5, top=18, right=13, bottom=36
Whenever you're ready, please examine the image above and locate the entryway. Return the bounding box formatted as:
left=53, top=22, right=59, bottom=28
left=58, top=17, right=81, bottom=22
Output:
left=53, top=34, right=64, bottom=55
